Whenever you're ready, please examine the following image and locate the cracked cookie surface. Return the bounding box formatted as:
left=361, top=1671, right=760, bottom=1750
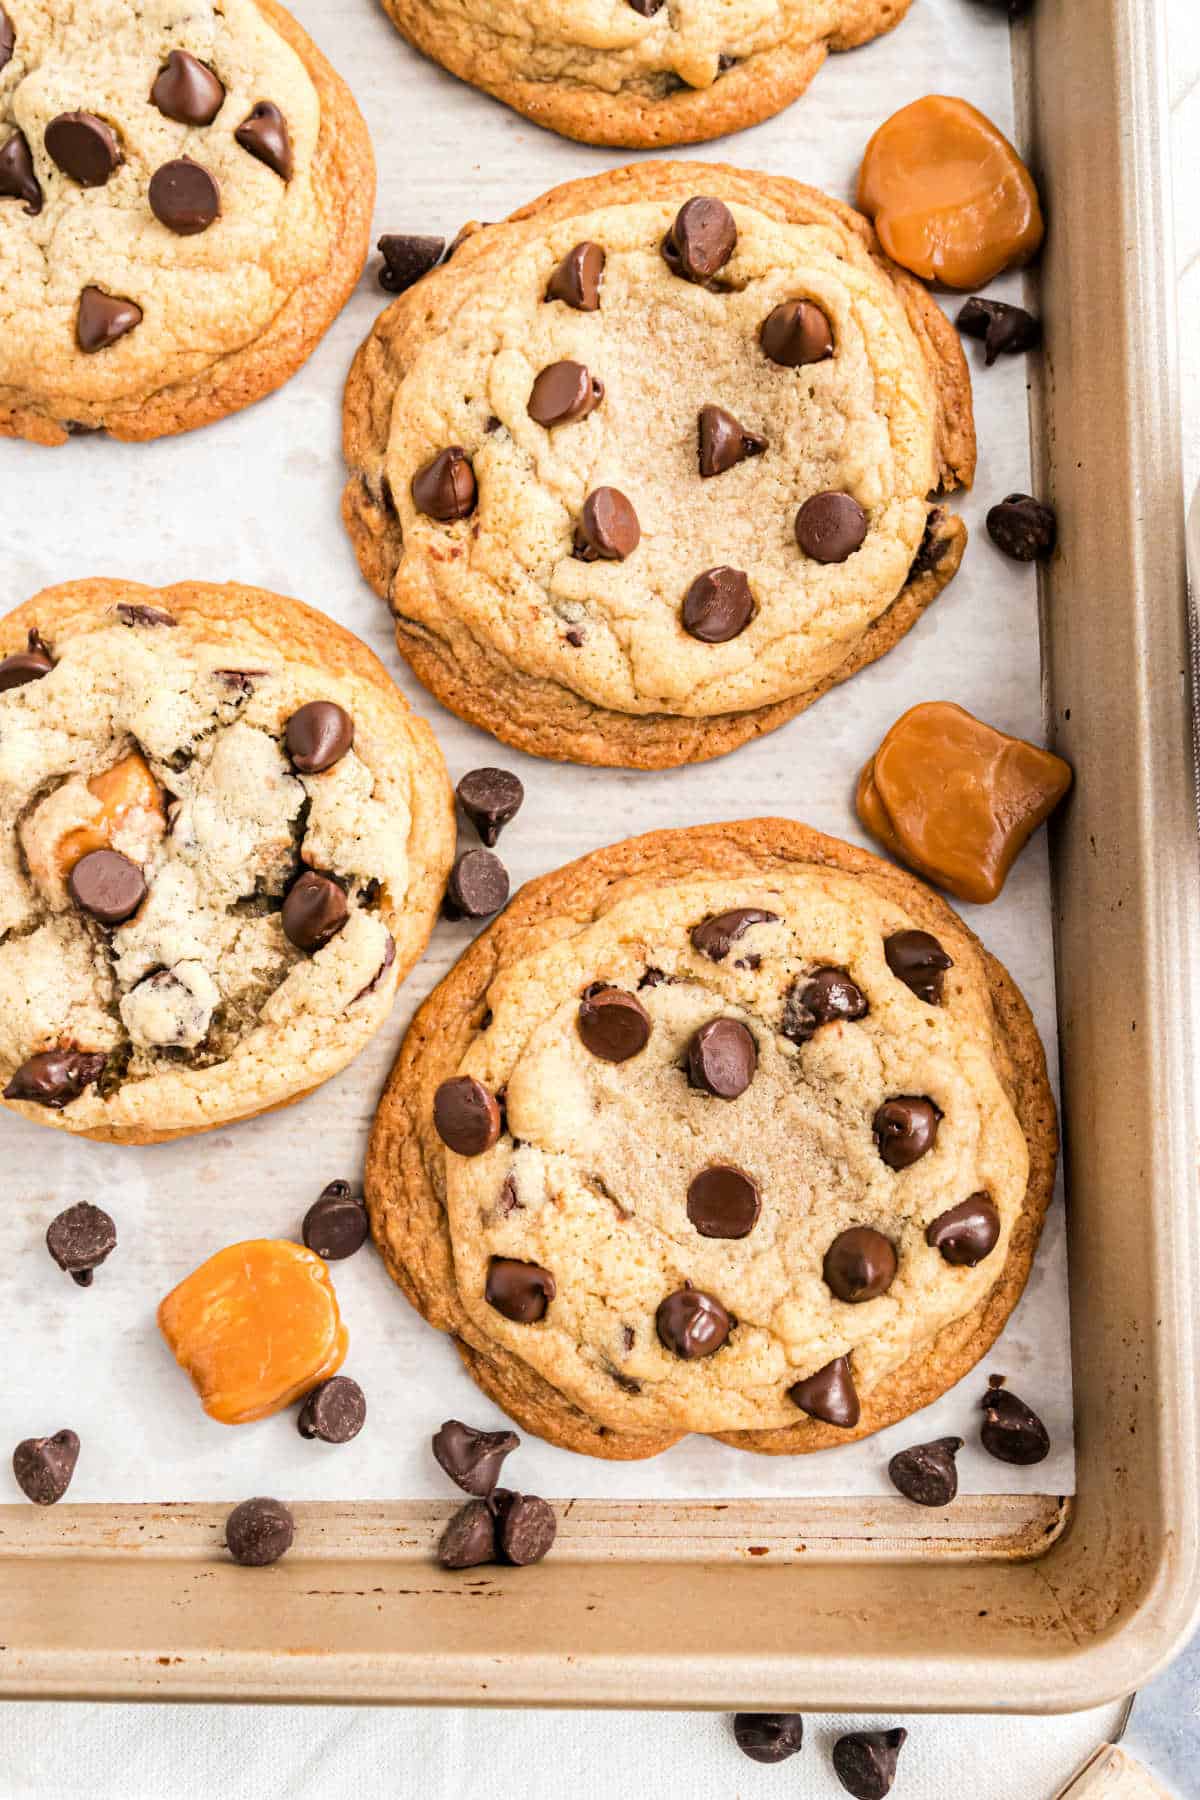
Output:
left=0, top=579, right=455, bottom=1144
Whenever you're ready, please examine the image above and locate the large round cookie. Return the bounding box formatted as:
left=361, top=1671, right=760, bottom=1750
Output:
left=0, top=0, right=374, bottom=444
left=0, top=579, right=455, bottom=1144
left=343, top=163, right=975, bottom=770
left=366, top=820, right=1056, bottom=1458
left=377, top=0, right=913, bottom=148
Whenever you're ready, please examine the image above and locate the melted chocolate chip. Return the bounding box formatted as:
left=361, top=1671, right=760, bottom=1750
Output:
left=0, top=131, right=42, bottom=214
left=574, top=487, right=640, bottom=561
left=528, top=360, right=603, bottom=427
left=546, top=240, right=605, bottom=310
left=691, top=907, right=778, bottom=961
left=0, top=6, right=13, bottom=71
left=443, top=848, right=509, bottom=920
left=760, top=299, right=834, bottom=366
left=412, top=447, right=476, bottom=521
left=823, top=1227, right=897, bottom=1303
left=662, top=196, right=737, bottom=284
left=698, top=406, right=766, bottom=477
left=925, top=1193, right=1001, bottom=1266
left=378, top=232, right=445, bottom=294
left=656, top=1287, right=731, bottom=1359
left=434, top=1076, right=502, bottom=1156
left=485, top=1257, right=555, bottom=1323
left=681, top=567, right=754, bottom=642
left=687, top=1018, right=757, bottom=1099
left=0, top=629, right=54, bottom=691
left=957, top=295, right=1041, bottom=364
left=987, top=493, right=1057, bottom=561
left=432, top=1419, right=519, bottom=1496
left=494, top=1491, right=557, bottom=1565
left=45, top=111, right=120, bottom=186
left=286, top=701, right=354, bottom=773
left=12, top=1430, right=79, bottom=1505
left=908, top=506, right=950, bottom=580
left=457, top=767, right=523, bottom=845
left=67, top=849, right=146, bottom=925
left=225, top=1497, right=294, bottom=1565
left=577, top=986, right=651, bottom=1062
left=884, top=929, right=952, bottom=1003
left=281, top=871, right=348, bottom=951
left=979, top=1380, right=1050, bottom=1465
left=781, top=968, right=868, bottom=1043
left=873, top=1097, right=941, bottom=1170
left=149, top=158, right=220, bottom=234
left=4, top=1050, right=106, bottom=1109
left=832, top=1729, right=907, bottom=1800
left=235, top=102, right=292, bottom=180
left=626, top=0, right=664, bottom=13
left=788, top=1355, right=859, bottom=1427
left=888, top=1436, right=963, bottom=1506
left=438, top=1498, right=497, bottom=1569
left=686, top=1166, right=760, bottom=1239
left=795, top=491, right=868, bottom=562
left=302, top=1180, right=369, bottom=1260
left=77, top=287, right=142, bottom=354
left=297, top=1376, right=366, bottom=1444
left=733, top=1715, right=804, bottom=1765
left=151, top=51, right=226, bottom=125
left=46, top=1202, right=116, bottom=1287
left=117, top=603, right=175, bottom=627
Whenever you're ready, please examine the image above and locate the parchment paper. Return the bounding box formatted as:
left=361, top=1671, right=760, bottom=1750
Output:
left=0, top=0, right=1074, bottom=1500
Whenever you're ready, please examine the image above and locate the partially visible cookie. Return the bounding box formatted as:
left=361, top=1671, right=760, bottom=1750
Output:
left=378, top=0, right=914, bottom=148
left=0, top=579, right=455, bottom=1144
left=343, top=162, right=974, bottom=770
left=0, top=0, right=374, bottom=444
left=366, top=819, right=1056, bottom=1459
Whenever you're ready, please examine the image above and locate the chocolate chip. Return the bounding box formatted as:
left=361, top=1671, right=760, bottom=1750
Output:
left=443, top=848, right=509, bottom=919
left=546, top=240, right=605, bottom=310
left=352, top=932, right=394, bottom=1002
left=412, top=447, right=476, bottom=521
left=378, top=232, right=445, bottom=294
left=235, top=102, right=292, bottom=180
left=686, top=1167, right=760, bottom=1239
left=577, top=985, right=651, bottom=1062
left=302, top=1180, right=369, bottom=1260
left=781, top=968, right=868, bottom=1043
left=285, top=701, right=354, bottom=773
left=760, top=299, right=834, bottom=367
left=987, top=492, right=1057, bottom=561
left=45, top=112, right=120, bottom=186
left=225, top=1497, right=294, bottom=1566
left=297, top=1376, right=366, bottom=1444
left=823, top=1227, right=898, bottom=1303
left=884, top=929, right=952, bottom=1003
left=795, top=491, right=868, bottom=562
left=788, top=1356, right=859, bottom=1427
left=0, top=6, right=13, bottom=70
left=662, top=196, right=737, bottom=284
left=12, top=1430, right=79, bottom=1505
left=528, top=361, right=603, bottom=427
left=495, top=1492, right=557, bottom=1566
left=438, top=1498, right=497, bottom=1568
left=698, top=405, right=766, bottom=478
left=907, top=506, right=950, bottom=580
left=281, top=871, right=348, bottom=951
left=873, top=1097, right=941, bottom=1170
left=77, top=287, right=142, bottom=353
left=656, top=1287, right=731, bottom=1359
left=956, top=295, right=1041, bottom=365
left=888, top=1436, right=963, bottom=1506
left=0, top=131, right=42, bottom=214
left=434, top=1076, right=502, bottom=1156
left=926, top=1193, right=1000, bottom=1266
left=832, top=1729, right=907, bottom=1799
left=117, top=603, right=175, bottom=627
left=974, top=0, right=1033, bottom=18
left=67, top=849, right=146, bottom=925
left=151, top=50, right=226, bottom=125
left=486, top=1257, right=555, bottom=1323
left=691, top=907, right=778, bottom=961
left=0, top=629, right=53, bottom=690
left=149, top=158, right=220, bottom=235
left=46, top=1202, right=116, bottom=1287
left=457, top=768, right=523, bottom=846
left=687, top=1018, right=757, bottom=1099
left=681, top=566, right=754, bottom=642
left=980, top=1381, right=1050, bottom=1465
left=627, top=0, right=664, bottom=13
left=432, top=1419, right=519, bottom=1496
left=574, top=487, right=640, bottom=561
left=733, top=1715, right=804, bottom=1765
left=4, top=1050, right=106, bottom=1109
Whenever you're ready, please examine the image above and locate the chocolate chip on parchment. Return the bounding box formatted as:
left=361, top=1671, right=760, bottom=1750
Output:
left=545, top=240, right=605, bottom=310
left=457, top=768, right=523, bottom=846
left=151, top=50, right=226, bottom=125
left=434, top=1076, right=502, bottom=1156
left=972, top=0, right=1033, bottom=17
left=117, top=603, right=176, bottom=627
left=432, top=1419, right=519, bottom=1496
left=281, top=871, right=348, bottom=951
left=733, top=1714, right=804, bottom=1765
left=884, top=929, right=952, bottom=1004
left=528, top=360, right=603, bottom=427
left=788, top=1356, right=859, bottom=1428
left=0, top=131, right=42, bottom=214
left=378, top=232, right=445, bottom=294
left=832, top=1728, right=908, bottom=1800
left=494, top=1491, right=557, bottom=1566
left=149, top=158, right=220, bottom=235
left=687, top=1018, right=757, bottom=1099
left=0, top=629, right=53, bottom=690
left=760, top=299, right=833, bottom=367
left=235, top=102, right=292, bottom=180
left=485, top=1257, right=556, bottom=1324
left=691, top=907, right=778, bottom=962
left=980, top=1379, right=1050, bottom=1465
left=45, top=111, right=120, bottom=186
left=681, top=566, right=754, bottom=643
left=286, top=700, right=354, bottom=773
left=686, top=1166, right=760, bottom=1239
left=656, top=1287, right=731, bottom=1359
left=302, top=1180, right=369, bottom=1260
left=698, top=405, right=765, bottom=478
left=578, top=985, right=650, bottom=1062
left=298, top=1376, right=366, bottom=1444
left=438, top=1497, right=497, bottom=1569
left=926, top=1193, right=1000, bottom=1266
left=823, top=1227, right=897, bottom=1303
left=987, top=493, right=1057, bottom=561
left=77, top=287, right=142, bottom=354
left=574, top=487, right=640, bottom=561
left=12, top=1430, right=79, bottom=1505
left=781, top=968, right=868, bottom=1043
left=0, top=6, right=13, bottom=71
left=443, top=848, right=510, bottom=920
left=795, top=491, right=868, bottom=563
left=4, top=1050, right=106, bottom=1109
left=888, top=1436, right=963, bottom=1507
left=873, top=1096, right=941, bottom=1170
left=956, top=295, right=1041, bottom=365
left=67, top=849, right=146, bottom=925
left=225, top=1496, right=294, bottom=1566
left=412, top=446, right=477, bottom=521
left=46, top=1202, right=116, bottom=1287
left=661, top=196, right=737, bottom=284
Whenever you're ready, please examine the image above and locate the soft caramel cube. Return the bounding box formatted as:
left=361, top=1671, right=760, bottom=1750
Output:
left=158, top=1240, right=347, bottom=1425
left=857, top=702, right=1072, bottom=905
left=58, top=750, right=166, bottom=874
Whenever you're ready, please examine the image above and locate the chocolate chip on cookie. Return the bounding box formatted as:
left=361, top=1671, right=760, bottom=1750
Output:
left=12, top=1429, right=79, bottom=1505
left=823, top=1227, right=897, bottom=1303
left=286, top=701, right=354, bottom=773
left=626, top=0, right=664, bottom=13
left=412, top=447, right=477, bottom=521
left=690, top=907, right=778, bottom=961
left=302, top=1180, right=369, bottom=1261
left=438, top=1498, right=497, bottom=1569
left=956, top=295, right=1041, bottom=365
left=546, top=240, right=605, bottom=310
left=0, top=131, right=42, bottom=215
left=456, top=768, right=523, bottom=846
left=378, top=233, right=445, bottom=294
left=4, top=1050, right=107, bottom=1109
left=298, top=1376, right=366, bottom=1443
left=681, top=567, right=754, bottom=643
left=979, top=1377, right=1049, bottom=1464
left=0, top=629, right=54, bottom=691
left=687, top=1019, right=757, bottom=1099
left=832, top=1729, right=907, bottom=1800
left=434, top=1076, right=502, bottom=1156
left=656, top=1286, right=731, bottom=1358
left=873, top=1097, right=941, bottom=1169
left=686, top=1167, right=760, bottom=1239
left=661, top=197, right=737, bottom=284
left=149, top=158, right=221, bottom=235
left=46, top=1201, right=117, bottom=1287
left=698, top=406, right=766, bottom=478
left=67, top=849, right=146, bottom=925
left=760, top=299, right=834, bottom=367
left=0, top=6, right=13, bottom=70
left=888, top=1436, right=963, bottom=1506
left=781, top=968, right=868, bottom=1044
left=76, top=287, right=143, bottom=354
left=117, top=603, right=176, bottom=627
left=281, top=871, right=348, bottom=951
left=733, top=1714, right=805, bottom=1765
left=926, top=1194, right=1000, bottom=1266
left=443, top=848, right=510, bottom=920
left=577, top=985, right=651, bottom=1062
left=486, top=1257, right=556, bottom=1323
left=151, top=50, right=226, bottom=126
left=235, top=102, right=293, bottom=180
left=884, top=929, right=952, bottom=1003
left=788, top=1355, right=860, bottom=1427
left=528, top=360, right=604, bottom=427
left=986, top=493, right=1057, bottom=561
left=45, top=112, right=121, bottom=186
left=433, top=1419, right=519, bottom=1496
left=574, top=487, right=640, bottom=561
left=225, top=1497, right=294, bottom=1566
left=795, top=491, right=868, bottom=563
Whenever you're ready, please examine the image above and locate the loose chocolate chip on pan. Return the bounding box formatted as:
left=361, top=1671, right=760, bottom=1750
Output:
left=528, top=360, right=603, bottom=427
left=733, top=1714, right=804, bottom=1765
left=281, top=871, right=348, bottom=952
left=788, top=1356, right=860, bottom=1428
left=149, top=158, right=220, bottom=235
left=412, top=446, right=476, bottom=522
left=45, top=111, right=120, bottom=186
left=235, top=101, right=292, bottom=180
left=781, top=968, right=868, bottom=1043
left=0, top=6, right=13, bottom=70
left=986, top=492, right=1057, bottom=561
left=4, top=1050, right=106, bottom=1109
left=298, top=1376, right=366, bottom=1444
left=457, top=768, right=524, bottom=846
left=656, top=1287, right=731, bottom=1359
left=691, top=907, right=778, bottom=962
left=545, top=240, right=605, bottom=309
left=925, top=1193, right=1001, bottom=1266
left=486, top=1257, right=555, bottom=1324
left=494, top=1492, right=557, bottom=1566
left=443, top=848, right=509, bottom=920
left=12, top=1430, right=79, bottom=1505
left=682, top=566, right=754, bottom=643
left=760, top=299, right=834, bottom=366
left=432, top=1419, right=519, bottom=1497
left=434, top=1076, right=502, bottom=1156
left=795, top=491, right=868, bottom=563
left=823, top=1227, right=898, bottom=1303
left=574, top=487, right=640, bottom=561
left=77, top=287, right=142, bottom=354
left=116, top=603, right=176, bottom=627
left=956, top=295, right=1041, bottom=364
left=687, top=1018, right=757, bottom=1099
left=225, top=1497, right=294, bottom=1566
left=46, top=1202, right=116, bottom=1287
left=67, top=849, right=146, bottom=925
left=661, top=196, right=737, bottom=284
left=286, top=701, right=354, bottom=773
left=980, top=1379, right=1050, bottom=1465
left=0, top=130, right=42, bottom=214
left=888, top=1436, right=963, bottom=1506
left=884, top=929, right=952, bottom=1003
left=832, top=1728, right=908, bottom=1800
left=151, top=50, right=225, bottom=125
left=438, top=1498, right=497, bottom=1569
left=698, top=405, right=766, bottom=478
left=577, top=985, right=650, bottom=1062
left=302, top=1180, right=369, bottom=1260
left=686, top=1166, right=760, bottom=1240
left=873, top=1096, right=941, bottom=1170
left=378, top=232, right=445, bottom=294
left=0, top=629, right=54, bottom=691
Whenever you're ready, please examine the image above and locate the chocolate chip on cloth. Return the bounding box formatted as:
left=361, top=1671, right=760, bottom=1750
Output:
left=433, top=1419, right=520, bottom=1496
left=297, top=1375, right=367, bottom=1443
left=888, top=1435, right=963, bottom=1506
left=456, top=768, right=524, bottom=847
left=303, top=1181, right=370, bottom=1261
left=733, top=1714, right=804, bottom=1765
left=980, top=1376, right=1050, bottom=1465
left=12, top=1430, right=80, bottom=1505
left=832, top=1728, right=908, bottom=1800
left=225, top=1496, right=295, bottom=1566
left=46, top=1201, right=117, bottom=1286
left=987, top=493, right=1058, bottom=562
left=378, top=233, right=446, bottom=295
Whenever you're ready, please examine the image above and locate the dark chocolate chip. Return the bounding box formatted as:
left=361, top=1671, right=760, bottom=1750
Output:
left=686, top=1166, right=760, bottom=1239
left=151, top=50, right=226, bottom=125
left=781, top=967, right=868, bottom=1043
left=980, top=1381, right=1050, bottom=1465
left=528, top=360, right=603, bottom=427
left=926, top=1193, right=1001, bottom=1266
left=432, top=1419, right=519, bottom=1496
left=888, top=1436, right=963, bottom=1506
left=46, top=1202, right=116, bottom=1287
left=438, top=1497, right=496, bottom=1568
left=12, top=1430, right=79, bottom=1505
left=0, top=130, right=42, bottom=214
left=285, top=701, right=354, bottom=773
left=795, top=491, right=868, bottom=563
left=972, top=0, right=1033, bottom=18
left=225, top=1496, right=294, bottom=1565
left=281, top=871, right=348, bottom=952
left=495, top=1492, right=557, bottom=1566
left=681, top=566, right=754, bottom=643
left=908, top=506, right=950, bottom=579
left=412, top=446, right=476, bottom=521
left=67, top=849, right=146, bottom=925
left=77, top=287, right=142, bottom=353
left=626, top=0, right=664, bottom=13
left=486, top=1257, right=555, bottom=1323
left=148, top=158, right=220, bottom=235
left=873, top=1096, right=941, bottom=1170
left=577, top=985, right=650, bottom=1062
left=832, top=1728, right=907, bottom=1799
left=378, top=232, right=445, bottom=294
left=691, top=907, right=778, bottom=961
left=733, top=1714, right=804, bottom=1765
left=687, top=1018, right=757, bottom=1099
left=956, top=295, right=1041, bottom=365
left=0, top=5, right=13, bottom=71
left=443, top=848, right=509, bottom=920
left=235, top=101, right=292, bottom=180
left=823, top=1227, right=898, bottom=1303
left=297, top=1376, right=366, bottom=1444
left=987, top=493, right=1057, bottom=561
left=302, top=1180, right=369, bottom=1260
left=0, top=629, right=54, bottom=691
left=656, top=1287, right=731, bottom=1359
left=574, top=487, right=640, bottom=561
left=546, top=240, right=605, bottom=310
left=117, top=603, right=175, bottom=627
left=434, top=1076, right=502, bottom=1156
left=4, top=1050, right=106, bottom=1109
left=760, top=299, right=834, bottom=366
left=698, top=405, right=766, bottom=478
left=457, top=768, right=524, bottom=846
left=788, top=1355, right=859, bottom=1427
left=45, top=111, right=120, bottom=186
left=884, top=929, right=952, bottom=1004
left=352, top=932, right=394, bottom=1003
left=662, top=196, right=737, bottom=284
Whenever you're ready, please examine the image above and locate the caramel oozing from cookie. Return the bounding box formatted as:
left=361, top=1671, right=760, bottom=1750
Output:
left=56, top=750, right=165, bottom=874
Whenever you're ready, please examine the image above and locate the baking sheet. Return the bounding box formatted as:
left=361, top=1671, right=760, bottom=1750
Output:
left=0, top=0, right=1075, bottom=1502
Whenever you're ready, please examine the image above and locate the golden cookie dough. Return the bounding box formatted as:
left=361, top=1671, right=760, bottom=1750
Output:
left=0, top=0, right=374, bottom=444
left=366, top=819, right=1056, bottom=1459
left=0, top=579, right=455, bottom=1144
left=343, top=162, right=975, bottom=770
left=378, top=0, right=914, bottom=148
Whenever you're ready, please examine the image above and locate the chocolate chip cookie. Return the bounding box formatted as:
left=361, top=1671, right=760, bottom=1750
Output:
left=365, top=819, right=1055, bottom=1457
left=0, top=579, right=454, bottom=1143
left=0, top=0, right=373, bottom=444
left=343, top=163, right=974, bottom=769
left=377, top=0, right=914, bottom=148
